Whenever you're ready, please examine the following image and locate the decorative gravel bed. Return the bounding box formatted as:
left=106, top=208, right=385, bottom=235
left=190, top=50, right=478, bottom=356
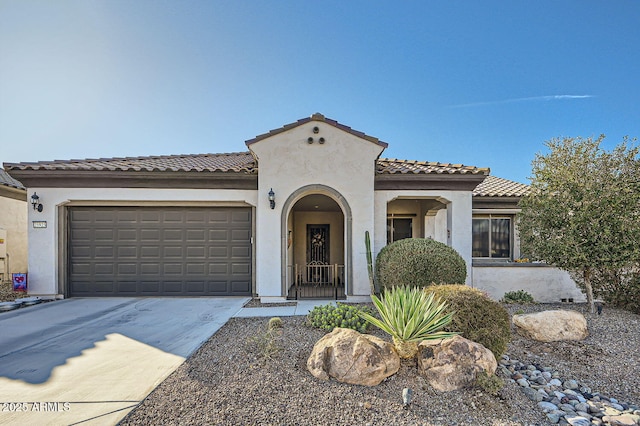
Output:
left=120, top=303, right=639, bottom=425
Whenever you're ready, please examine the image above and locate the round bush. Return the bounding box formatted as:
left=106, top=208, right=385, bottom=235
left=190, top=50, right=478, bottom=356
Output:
left=426, top=284, right=511, bottom=358
left=375, top=238, right=467, bottom=289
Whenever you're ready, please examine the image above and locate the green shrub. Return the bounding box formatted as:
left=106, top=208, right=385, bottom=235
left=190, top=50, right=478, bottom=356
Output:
left=360, top=286, right=458, bottom=359
left=306, top=303, right=372, bottom=333
left=501, top=290, right=535, bottom=304
left=588, top=268, right=640, bottom=315
left=375, top=238, right=467, bottom=290
left=426, top=284, right=511, bottom=358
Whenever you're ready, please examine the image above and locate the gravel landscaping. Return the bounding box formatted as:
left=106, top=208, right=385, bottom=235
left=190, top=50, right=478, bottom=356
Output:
left=120, top=302, right=639, bottom=426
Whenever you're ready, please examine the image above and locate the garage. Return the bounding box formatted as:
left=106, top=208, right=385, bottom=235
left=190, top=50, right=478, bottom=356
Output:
left=68, top=206, right=252, bottom=297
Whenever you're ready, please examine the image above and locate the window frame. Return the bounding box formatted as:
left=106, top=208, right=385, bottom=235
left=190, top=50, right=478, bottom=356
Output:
left=472, top=214, right=514, bottom=260
left=386, top=215, right=414, bottom=244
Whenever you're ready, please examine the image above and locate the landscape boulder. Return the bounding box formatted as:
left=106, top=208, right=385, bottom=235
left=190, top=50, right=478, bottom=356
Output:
left=512, top=310, right=588, bottom=342
left=417, top=335, right=497, bottom=391
left=306, top=327, right=400, bottom=386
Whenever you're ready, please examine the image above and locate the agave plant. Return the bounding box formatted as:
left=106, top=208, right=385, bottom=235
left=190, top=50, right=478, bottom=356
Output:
left=360, top=286, right=458, bottom=358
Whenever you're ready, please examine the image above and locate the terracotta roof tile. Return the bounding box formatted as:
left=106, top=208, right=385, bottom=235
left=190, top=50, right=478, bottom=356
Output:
left=472, top=175, right=530, bottom=197
left=0, top=168, right=25, bottom=190
left=4, top=152, right=257, bottom=174
left=377, top=158, right=490, bottom=175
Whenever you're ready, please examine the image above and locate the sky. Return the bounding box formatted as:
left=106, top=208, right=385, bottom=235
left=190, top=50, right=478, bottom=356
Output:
left=1, top=1, right=639, bottom=184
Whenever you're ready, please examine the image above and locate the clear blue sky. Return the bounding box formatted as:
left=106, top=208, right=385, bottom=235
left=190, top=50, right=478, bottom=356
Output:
left=1, top=1, right=639, bottom=184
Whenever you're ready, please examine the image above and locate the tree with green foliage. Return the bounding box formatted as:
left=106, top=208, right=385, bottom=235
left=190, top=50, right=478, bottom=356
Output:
left=518, top=135, right=640, bottom=313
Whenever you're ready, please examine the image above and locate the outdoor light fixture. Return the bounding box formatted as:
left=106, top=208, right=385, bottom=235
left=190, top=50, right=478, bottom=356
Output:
left=268, top=188, right=275, bottom=209
left=31, top=193, right=43, bottom=212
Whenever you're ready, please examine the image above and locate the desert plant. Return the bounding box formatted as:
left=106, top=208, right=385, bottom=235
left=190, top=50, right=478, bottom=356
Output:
left=426, top=284, right=511, bottom=358
left=365, top=231, right=376, bottom=294
left=268, top=317, right=283, bottom=330
left=501, top=290, right=535, bottom=304
left=475, top=371, right=504, bottom=395
left=359, top=286, right=458, bottom=359
left=306, top=303, right=372, bottom=333
left=375, top=238, right=466, bottom=290
left=245, top=321, right=283, bottom=362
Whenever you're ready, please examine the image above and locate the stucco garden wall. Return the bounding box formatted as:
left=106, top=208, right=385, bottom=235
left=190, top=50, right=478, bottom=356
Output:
left=472, top=264, right=586, bottom=303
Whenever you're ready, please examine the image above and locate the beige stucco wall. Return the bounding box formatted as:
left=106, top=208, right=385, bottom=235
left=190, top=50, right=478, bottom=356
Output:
left=472, top=265, right=585, bottom=303
left=374, top=191, right=474, bottom=285
left=248, top=120, right=385, bottom=301
left=24, top=187, right=257, bottom=297
left=0, top=195, right=28, bottom=277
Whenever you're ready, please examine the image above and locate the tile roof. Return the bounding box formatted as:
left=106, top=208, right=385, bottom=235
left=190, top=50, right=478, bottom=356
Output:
left=0, top=168, right=25, bottom=190
left=246, top=113, right=388, bottom=148
left=472, top=175, right=530, bottom=197
left=3, top=152, right=257, bottom=174
left=377, top=158, right=490, bottom=175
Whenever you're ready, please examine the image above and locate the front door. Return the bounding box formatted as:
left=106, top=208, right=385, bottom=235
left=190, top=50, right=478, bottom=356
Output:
left=307, top=224, right=329, bottom=284
left=307, top=224, right=330, bottom=265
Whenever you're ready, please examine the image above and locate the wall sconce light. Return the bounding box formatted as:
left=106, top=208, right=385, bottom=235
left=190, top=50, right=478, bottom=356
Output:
left=268, top=188, right=275, bottom=209
left=31, top=193, right=43, bottom=212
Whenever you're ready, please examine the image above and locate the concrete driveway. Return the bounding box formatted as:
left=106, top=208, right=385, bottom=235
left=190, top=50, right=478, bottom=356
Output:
left=0, top=297, right=249, bottom=426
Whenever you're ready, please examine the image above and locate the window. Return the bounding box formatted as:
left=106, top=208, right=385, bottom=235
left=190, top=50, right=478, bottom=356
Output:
left=472, top=215, right=511, bottom=259
left=387, top=217, right=412, bottom=244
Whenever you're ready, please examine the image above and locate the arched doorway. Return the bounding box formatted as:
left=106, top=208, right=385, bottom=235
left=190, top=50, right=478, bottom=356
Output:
left=283, top=189, right=348, bottom=299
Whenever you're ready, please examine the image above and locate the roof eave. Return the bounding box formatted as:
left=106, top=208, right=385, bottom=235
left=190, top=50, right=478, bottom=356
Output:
left=375, top=173, right=487, bottom=191
left=6, top=169, right=257, bottom=190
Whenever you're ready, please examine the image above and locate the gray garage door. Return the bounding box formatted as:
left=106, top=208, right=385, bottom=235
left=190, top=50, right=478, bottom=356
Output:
left=68, top=207, right=252, bottom=297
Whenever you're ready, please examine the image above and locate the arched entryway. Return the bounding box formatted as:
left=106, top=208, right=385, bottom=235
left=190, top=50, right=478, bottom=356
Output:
left=281, top=186, right=351, bottom=299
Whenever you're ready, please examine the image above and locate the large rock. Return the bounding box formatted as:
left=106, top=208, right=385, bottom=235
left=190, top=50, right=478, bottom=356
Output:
left=512, top=310, right=588, bottom=342
left=306, top=327, right=400, bottom=386
left=417, top=335, right=497, bottom=391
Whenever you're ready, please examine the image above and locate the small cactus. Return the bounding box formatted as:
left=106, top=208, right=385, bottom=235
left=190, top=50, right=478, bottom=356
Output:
left=268, top=317, right=283, bottom=330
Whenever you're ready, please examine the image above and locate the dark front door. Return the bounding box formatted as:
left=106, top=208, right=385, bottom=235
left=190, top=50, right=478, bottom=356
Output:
left=306, top=224, right=329, bottom=284
left=307, top=224, right=329, bottom=264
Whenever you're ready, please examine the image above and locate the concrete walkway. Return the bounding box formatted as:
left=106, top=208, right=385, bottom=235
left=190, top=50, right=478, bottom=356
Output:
left=0, top=297, right=333, bottom=426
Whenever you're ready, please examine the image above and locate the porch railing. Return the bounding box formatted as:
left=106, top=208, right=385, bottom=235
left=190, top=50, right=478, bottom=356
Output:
left=287, top=263, right=345, bottom=300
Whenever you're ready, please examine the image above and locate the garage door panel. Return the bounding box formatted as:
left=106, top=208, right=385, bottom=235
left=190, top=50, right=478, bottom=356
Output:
left=231, top=280, right=251, bottom=293
left=186, top=229, right=206, bottom=241
left=117, top=229, right=137, bottom=241
left=118, top=263, right=138, bottom=274
left=140, top=229, right=161, bottom=241
left=69, top=207, right=252, bottom=297
left=118, top=246, right=137, bottom=258
left=163, top=229, right=183, bottom=241
left=117, top=282, right=138, bottom=293
left=163, top=263, right=183, bottom=275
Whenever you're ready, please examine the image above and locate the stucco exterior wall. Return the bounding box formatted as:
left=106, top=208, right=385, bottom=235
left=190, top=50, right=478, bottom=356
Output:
left=25, top=187, right=257, bottom=297
left=0, top=196, right=28, bottom=277
left=248, top=121, right=385, bottom=301
left=472, top=264, right=586, bottom=303
left=374, top=191, right=474, bottom=285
